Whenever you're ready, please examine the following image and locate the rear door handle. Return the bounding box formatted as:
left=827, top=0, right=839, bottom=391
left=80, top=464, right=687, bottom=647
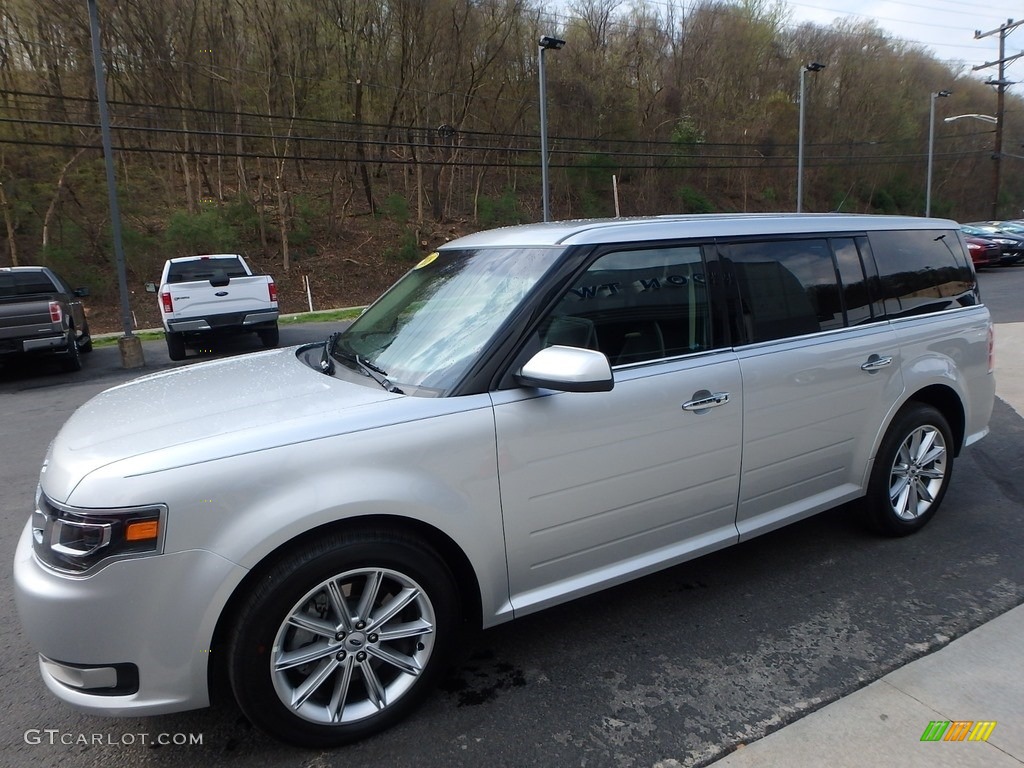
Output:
left=682, top=391, right=730, bottom=411
left=860, top=354, right=893, bottom=372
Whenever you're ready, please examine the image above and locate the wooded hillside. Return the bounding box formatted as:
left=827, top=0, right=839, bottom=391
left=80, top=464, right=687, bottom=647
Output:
left=1, top=0, right=1019, bottom=329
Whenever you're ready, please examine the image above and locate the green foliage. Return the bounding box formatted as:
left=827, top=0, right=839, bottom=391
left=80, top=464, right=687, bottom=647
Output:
left=224, top=200, right=261, bottom=238
left=163, top=209, right=236, bottom=255
left=671, top=118, right=705, bottom=146
left=381, top=193, right=410, bottom=223
left=676, top=186, right=714, bottom=213
left=40, top=242, right=115, bottom=297
left=477, top=189, right=522, bottom=227
left=386, top=229, right=421, bottom=262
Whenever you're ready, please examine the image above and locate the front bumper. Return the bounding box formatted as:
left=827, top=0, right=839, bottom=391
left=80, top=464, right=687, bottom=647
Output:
left=13, top=521, right=247, bottom=716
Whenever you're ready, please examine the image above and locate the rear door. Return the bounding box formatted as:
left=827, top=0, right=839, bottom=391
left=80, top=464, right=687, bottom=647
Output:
left=491, top=244, right=743, bottom=616
left=721, top=236, right=904, bottom=538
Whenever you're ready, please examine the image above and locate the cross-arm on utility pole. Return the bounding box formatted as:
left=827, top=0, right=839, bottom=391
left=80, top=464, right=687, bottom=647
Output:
left=973, top=18, right=1024, bottom=219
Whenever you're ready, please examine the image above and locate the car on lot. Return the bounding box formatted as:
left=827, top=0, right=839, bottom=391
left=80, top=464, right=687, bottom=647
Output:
left=14, top=214, right=995, bottom=748
left=961, top=224, right=1024, bottom=265
left=0, top=266, right=92, bottom=371
left=964, top=235, right=1001, bottom=269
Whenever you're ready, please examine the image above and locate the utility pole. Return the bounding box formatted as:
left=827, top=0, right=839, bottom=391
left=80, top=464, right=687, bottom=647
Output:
left=973, top=19, right=1024, bottom=220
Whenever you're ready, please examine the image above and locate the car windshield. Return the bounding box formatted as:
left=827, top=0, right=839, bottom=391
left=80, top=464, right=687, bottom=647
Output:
left=332, top=247, right=558, bottom=394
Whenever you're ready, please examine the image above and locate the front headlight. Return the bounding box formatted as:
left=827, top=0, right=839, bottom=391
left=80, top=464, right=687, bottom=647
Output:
left=32, top=487, right=166, bottom=576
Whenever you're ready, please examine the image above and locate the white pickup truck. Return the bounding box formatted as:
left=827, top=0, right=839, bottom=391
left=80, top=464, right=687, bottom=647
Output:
left=147, top=254, right=279, bottom=361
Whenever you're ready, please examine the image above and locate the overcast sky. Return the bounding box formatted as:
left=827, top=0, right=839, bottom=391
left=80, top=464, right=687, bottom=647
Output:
left=546, top=1, right=1023, bottom=79
left=784, top=0, right=1022, bottom=75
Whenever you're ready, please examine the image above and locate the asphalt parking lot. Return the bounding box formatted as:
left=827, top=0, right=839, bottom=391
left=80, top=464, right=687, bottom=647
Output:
left=1, top=270, right=1022, bottom=768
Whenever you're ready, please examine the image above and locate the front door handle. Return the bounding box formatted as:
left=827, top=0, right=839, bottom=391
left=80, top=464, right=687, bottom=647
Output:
left=861, top=354, right=893, bottom=372
left=682, top=391, right=730, bottom=412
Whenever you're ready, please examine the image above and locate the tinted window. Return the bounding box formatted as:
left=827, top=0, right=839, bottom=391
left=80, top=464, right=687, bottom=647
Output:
left=167, top=257, right=249, bottom=283
left=832, top=238, right=876, bottom=326
left=728, top=239, right=842, bottom=343
left=540, top=246, right=711, bottom=366
left=868, top=229, right=977, bottom=318
left=0, top=271, right=58, bottom=297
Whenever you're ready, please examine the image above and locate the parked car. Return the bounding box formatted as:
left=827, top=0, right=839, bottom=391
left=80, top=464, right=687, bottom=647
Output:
left=964, top=236, right=1001, bottom=269
left=145, top=254, right=278, bottom=361
left=0, top=266, right=92, bottom=372
left=15, top=215, right=995, bottom=748
left=962, top=224, right=1024, bottom=265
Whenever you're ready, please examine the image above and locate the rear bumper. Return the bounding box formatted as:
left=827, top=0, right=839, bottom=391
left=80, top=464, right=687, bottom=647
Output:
left=167, top=310, right=278, bottom=333
left=0, top=334, right=66, bottom=355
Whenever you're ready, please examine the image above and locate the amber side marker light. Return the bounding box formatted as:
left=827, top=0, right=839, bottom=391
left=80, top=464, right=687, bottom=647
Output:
left=125, top=520, right=160, bottom=542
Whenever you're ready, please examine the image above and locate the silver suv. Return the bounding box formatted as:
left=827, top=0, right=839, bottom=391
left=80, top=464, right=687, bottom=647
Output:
left=14, top=214, right=995, bottom=747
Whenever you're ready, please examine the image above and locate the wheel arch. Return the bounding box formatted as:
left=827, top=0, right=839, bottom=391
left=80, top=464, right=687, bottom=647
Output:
left=206, top=514, right=483, bottom=699
left=904, top=383, right=966, bottom=455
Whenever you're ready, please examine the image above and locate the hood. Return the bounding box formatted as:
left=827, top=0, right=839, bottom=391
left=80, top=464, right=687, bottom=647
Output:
left=44, top=347, right=399, bottom=501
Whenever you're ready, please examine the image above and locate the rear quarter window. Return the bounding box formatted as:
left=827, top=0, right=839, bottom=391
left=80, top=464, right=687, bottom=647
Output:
left=867, top=229, right=978, bottom=318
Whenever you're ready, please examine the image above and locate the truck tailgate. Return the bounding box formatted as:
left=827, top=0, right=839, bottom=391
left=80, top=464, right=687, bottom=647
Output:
left=164, top=276, right=274, bottom=321
left=0, top=298, right=59, bottom=342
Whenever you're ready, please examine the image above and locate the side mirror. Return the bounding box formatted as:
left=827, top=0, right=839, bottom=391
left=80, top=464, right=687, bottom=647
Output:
left=516, top=345, right=613, bottom=393
left=73, top=287, right=90, bottom=297
left=144, top=282, right=158, bottom=293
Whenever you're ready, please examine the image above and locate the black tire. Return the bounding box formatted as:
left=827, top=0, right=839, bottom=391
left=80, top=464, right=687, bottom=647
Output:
left=227, top=530, right=460, bottom=748
left=258, top=324, right=280, bottom=349
left=60, top=328, right=82, bottom=372
left=863, top=403, right=954, bottom=536
left=165, top=331, right=186, bottom=361
left=79, top=323, right=93, bottom=354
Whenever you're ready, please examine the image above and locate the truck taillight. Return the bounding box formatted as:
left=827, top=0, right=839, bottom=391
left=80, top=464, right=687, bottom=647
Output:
left=268, top=281, right=278, bottom=303
left=161, top=292, right=173, bottom=313
left=48, top=301, right=62, bottom=323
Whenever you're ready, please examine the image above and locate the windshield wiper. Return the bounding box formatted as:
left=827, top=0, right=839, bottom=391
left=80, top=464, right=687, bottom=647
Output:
left=319, top=332, right=339, bottom=375
left=355, top=354, right=404, bottom=394
left=328, top=336, right=404, bottom=394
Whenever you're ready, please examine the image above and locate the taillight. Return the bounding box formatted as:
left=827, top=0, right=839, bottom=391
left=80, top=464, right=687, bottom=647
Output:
left=268, top=280, right=278, bottom=303
left=161, top=292, right=173, bottom=313
left=48, top=301, right=62, bottom=323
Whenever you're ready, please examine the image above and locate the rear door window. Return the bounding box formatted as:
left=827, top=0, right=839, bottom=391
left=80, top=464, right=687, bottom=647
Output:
left=726, top=239, right=842, bottom=342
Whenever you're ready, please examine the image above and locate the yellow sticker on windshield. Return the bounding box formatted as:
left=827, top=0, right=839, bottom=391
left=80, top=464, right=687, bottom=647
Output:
left=414, top=252, right=439, bottom=270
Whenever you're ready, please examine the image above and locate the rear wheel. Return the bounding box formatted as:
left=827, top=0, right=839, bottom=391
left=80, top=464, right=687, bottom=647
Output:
left=258, top=324, right=280, bottom=348
left=165, top=331, right=186, bottom=361
left=864, top=403, right=953, bottom=536
left=227, top=530, right=460, bottom=747
left=60, top=328, right=82, bottom=372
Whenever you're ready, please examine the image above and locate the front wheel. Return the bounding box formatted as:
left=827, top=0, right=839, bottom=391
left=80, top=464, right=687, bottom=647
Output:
left=227, top=530, right=460, bottom=747
left=863, top=403, right=953, bottom=536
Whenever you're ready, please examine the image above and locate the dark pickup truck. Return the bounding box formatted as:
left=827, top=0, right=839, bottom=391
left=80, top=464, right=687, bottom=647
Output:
left=0, top=266, right=93, bottom=372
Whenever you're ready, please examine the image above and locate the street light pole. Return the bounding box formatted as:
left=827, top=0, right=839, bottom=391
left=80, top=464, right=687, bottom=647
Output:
left=797, top=62, right=825, bottom=213
left=538, top=35, right=565, bottom=223
left=926, top=90, right=951, bottom=217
